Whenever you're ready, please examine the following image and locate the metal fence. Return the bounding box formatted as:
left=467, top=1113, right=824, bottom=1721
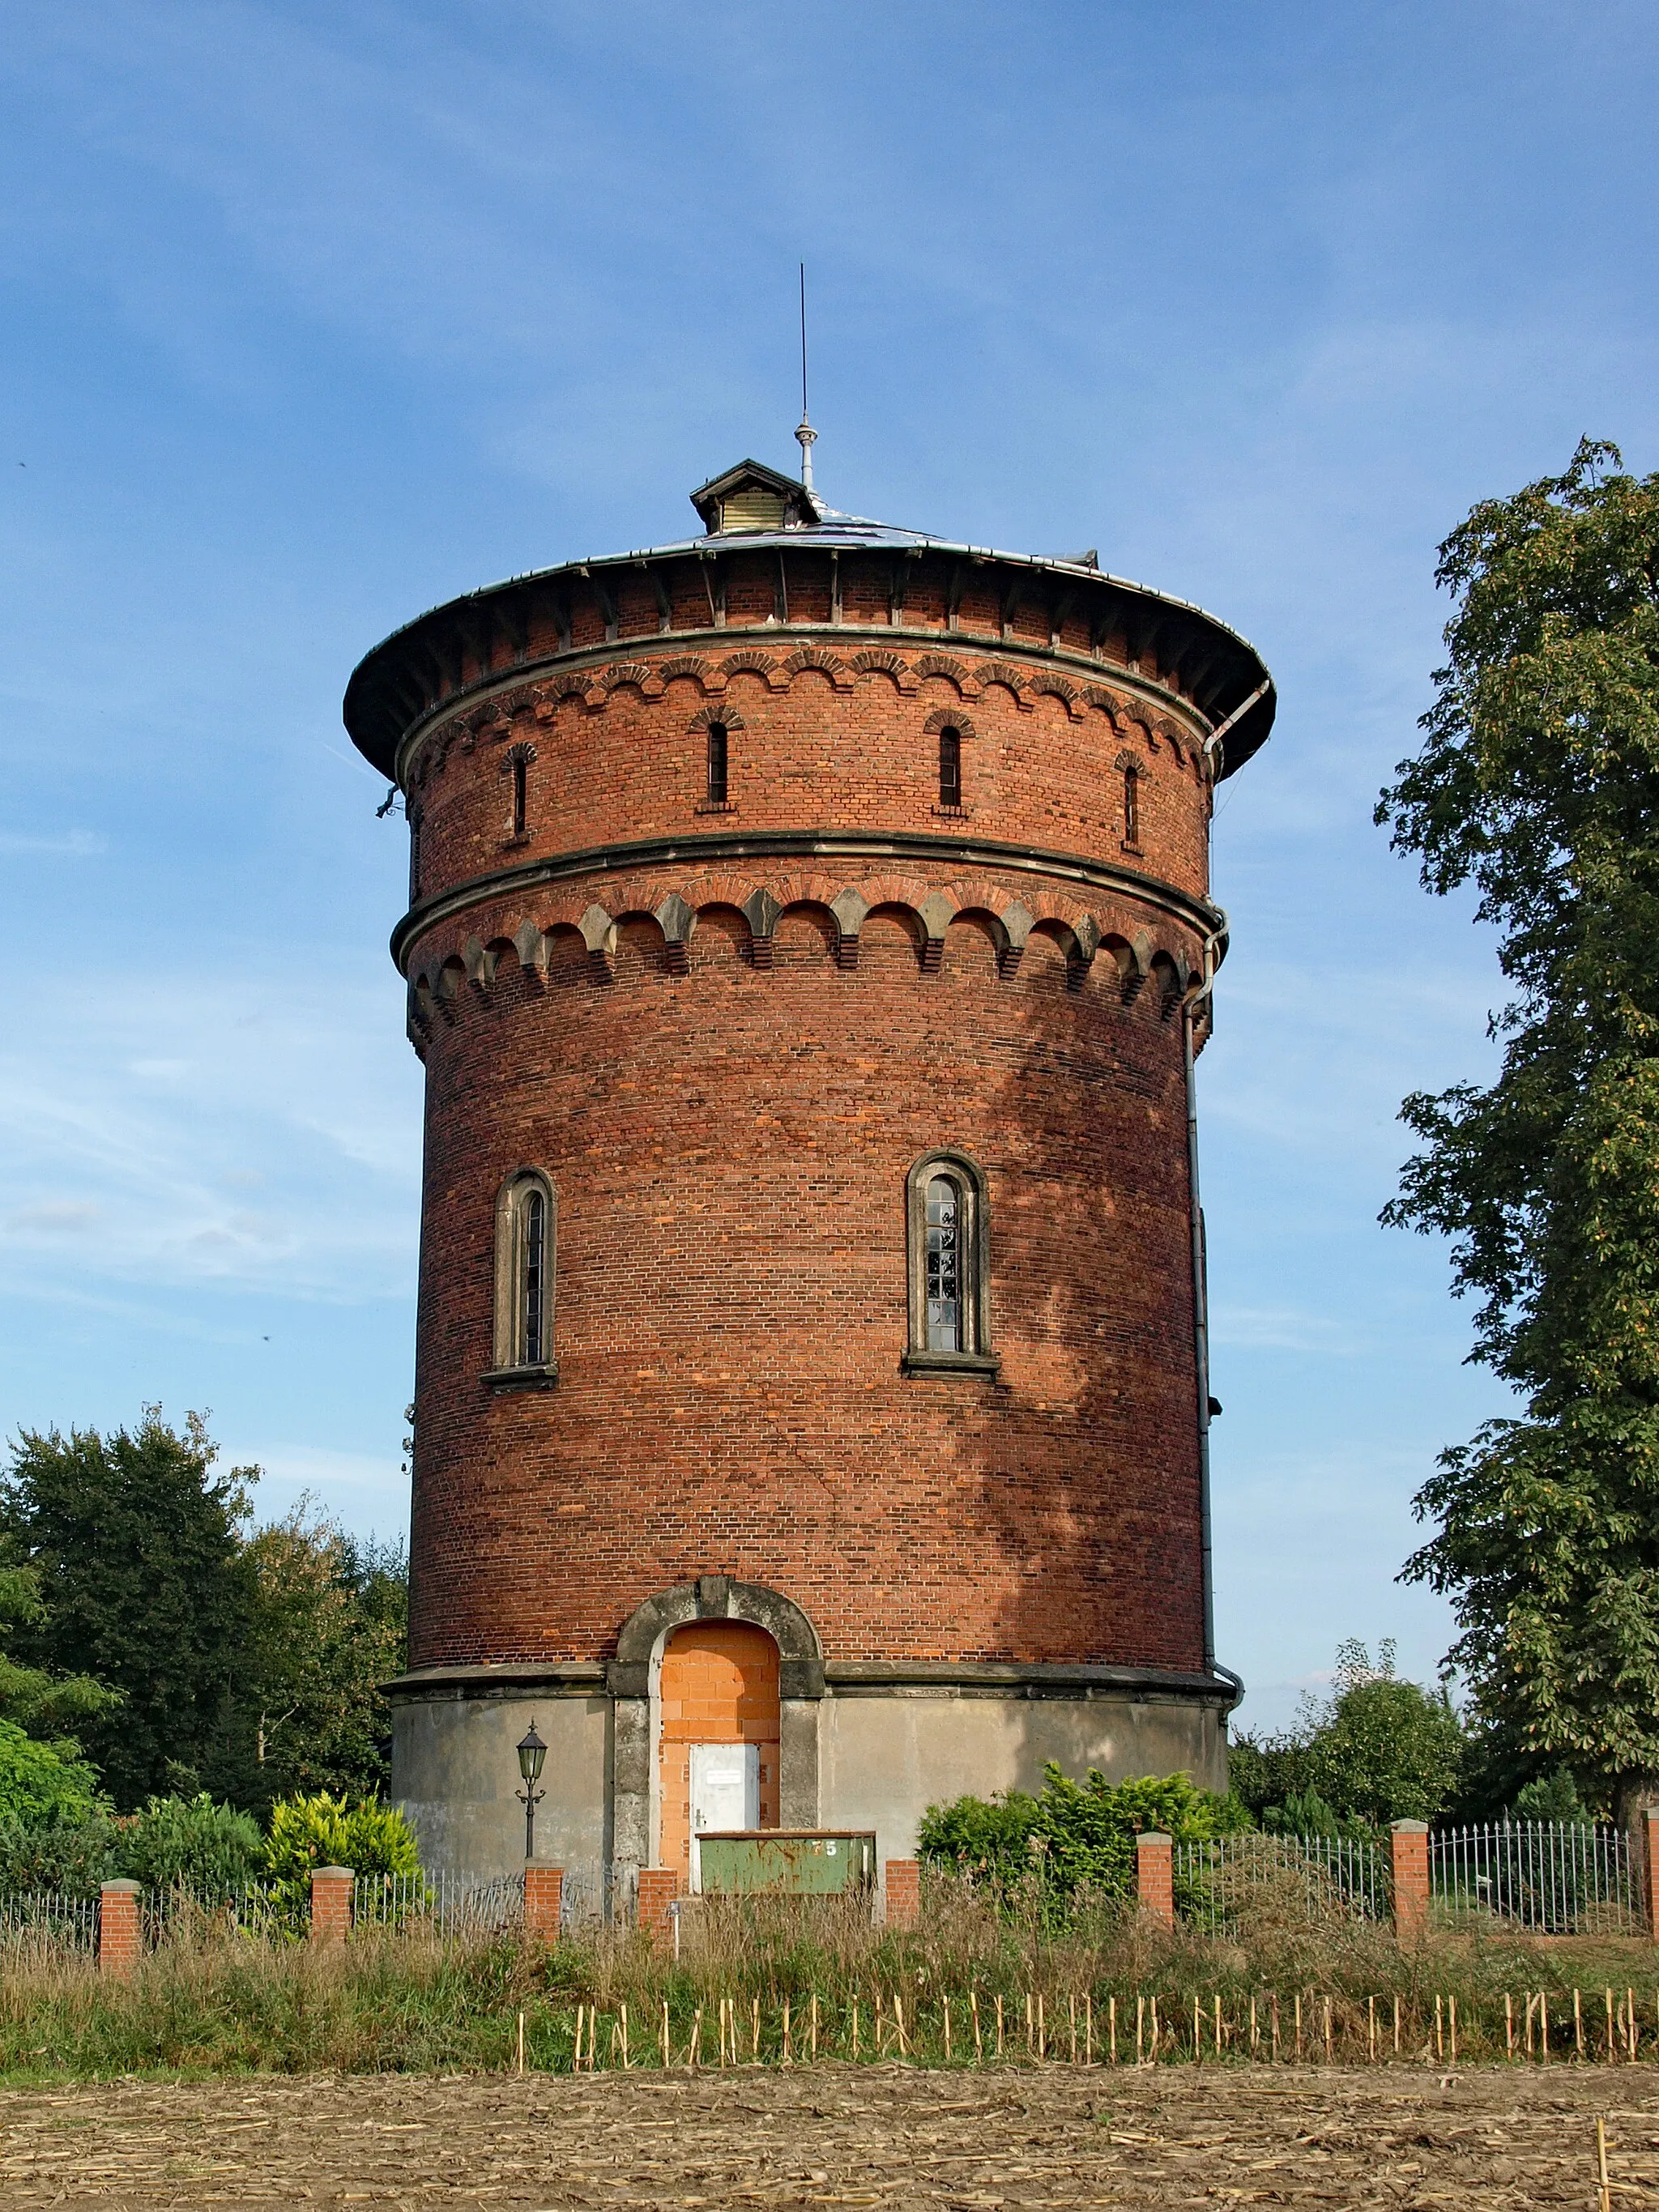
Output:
left=1173, top=1833, right=1388, bottom=1934
left=139, top=1884, right=295, bottom=1945
left=1430, top=1820, right=1638, bottom=1935
left=560, top=1858, right=636, bottom=1931
left=0, top=1889, right=97, bottom=1959
left=353, top=1868, right=527, bottom=1937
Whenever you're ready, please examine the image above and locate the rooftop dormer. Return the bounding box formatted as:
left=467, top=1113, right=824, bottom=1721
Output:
left=689, top=458, right=821, bottom=537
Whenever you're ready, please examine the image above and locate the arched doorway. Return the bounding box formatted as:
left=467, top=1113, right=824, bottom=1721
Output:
left=658, top=1621, right=780, bottom=1889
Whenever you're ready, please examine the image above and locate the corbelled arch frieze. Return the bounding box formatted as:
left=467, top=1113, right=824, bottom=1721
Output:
left=403, top=867, right=1209, bottom=1051
left=399, top=640, right=1215, bottom=795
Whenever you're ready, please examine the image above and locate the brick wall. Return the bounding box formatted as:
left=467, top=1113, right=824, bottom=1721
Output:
left=388, top=607, right=1218, bottom=1690
left=406, top=631, right=1214, bottom=913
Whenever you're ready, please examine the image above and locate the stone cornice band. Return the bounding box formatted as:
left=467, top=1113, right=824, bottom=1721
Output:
left=383, top=1657, right=1244, bottom=1711
left=392, top=825, right=1225, bottom=975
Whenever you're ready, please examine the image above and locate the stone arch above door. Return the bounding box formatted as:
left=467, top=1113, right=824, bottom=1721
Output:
left=607, top=1576, right=824, bottom=1875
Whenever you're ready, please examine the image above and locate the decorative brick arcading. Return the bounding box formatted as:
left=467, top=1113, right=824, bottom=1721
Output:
left=309, top=1865, right=354, bottom=1946
left=637, top=1869, right=680, bottom=1947
left=1136, top=1831, right=1175, bottom=1924
left=98, top=1879, right=141, bottom=1976
left=523, top=1863, right=564, bottom=1942
left=884, top=1859, right=921, bottom=1929
left=1389, top=1820, right=1430, bottom=1937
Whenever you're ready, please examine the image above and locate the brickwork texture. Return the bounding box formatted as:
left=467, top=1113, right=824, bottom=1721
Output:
left=346, top=470, right=1273, bottom=1857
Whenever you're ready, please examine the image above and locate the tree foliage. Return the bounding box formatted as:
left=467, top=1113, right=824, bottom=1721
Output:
left=0, top=1718, right=103, bottom=1826
left=240, top=1503, right=407, bottom=1812
left=1376, top=440, right=1659, bottom=1820
left=0, top=1411, right=253, bottom=1809
left=1230, top=1641, right=1466, bottom=1831
left=0, top=1536, right=119, bottom=1754
left=0, top=1414, right=407, bottom=1813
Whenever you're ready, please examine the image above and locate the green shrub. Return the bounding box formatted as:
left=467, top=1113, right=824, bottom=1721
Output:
left=919, top=1762, right=1249, bottom=1919
left=1260, top=1787, right=1373, bottom=1842
left=263, top=1792, right=421, bottom=1899
left=0, top=1718, right=101, bottom=1827
left=0, top=1805, right=117, bottom=1895
left=1512, top=1766, right=1591, bottom=1822
left=111, top=1793, right=263, bottom=1901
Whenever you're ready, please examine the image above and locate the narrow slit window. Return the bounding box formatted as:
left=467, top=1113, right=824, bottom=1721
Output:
left=1122, top=761, right=1141, bottom=848
left=706, top=722, right=729, bottom=805
left=938, top=726, right=962, bottom=809
left=409, top=811, right=422, bottom=901
left=925, top=1176, right=962, bottom=1351
left=512, top=753, right=528, bottom=838
left=521, top=1188, right=546, bottom=1364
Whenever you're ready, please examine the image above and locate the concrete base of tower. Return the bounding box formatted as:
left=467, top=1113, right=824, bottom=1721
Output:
left=390, top=1669, right=612, bottom=1884
left=818, top=1675, right=1235, bottom=1858
left=387, top=1661, right=1242, bottom=1887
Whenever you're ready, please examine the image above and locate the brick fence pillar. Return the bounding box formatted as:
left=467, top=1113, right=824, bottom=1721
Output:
left=1641, top=1809, right=1659, bottom=1939
left=1136, top=1831, right=1175, bottom=1923
left=637, top=1868, right=679, bottom=1946
left=1390, top=1820, right=1430, bottom=1937
left=309, top=1865, right=355, bottom=1946
left=99, top=1879, right=141, bottom=1976
left=524, top=1863, right=564, bottom=1942
left=884, top=1859, right=921, bottom=1929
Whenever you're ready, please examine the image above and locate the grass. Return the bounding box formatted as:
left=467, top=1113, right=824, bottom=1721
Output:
left=2, top=1874, right=1658, bottom=2080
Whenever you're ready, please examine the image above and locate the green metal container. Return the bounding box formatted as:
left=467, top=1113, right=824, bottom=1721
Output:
left=695, top=1829, right=877, bottom=1895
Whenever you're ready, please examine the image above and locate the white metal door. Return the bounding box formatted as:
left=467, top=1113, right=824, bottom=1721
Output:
left=689, top=1742, right=759, bottom=1891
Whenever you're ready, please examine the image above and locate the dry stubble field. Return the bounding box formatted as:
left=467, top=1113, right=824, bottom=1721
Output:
left=2, top=2064, right=1657, bottom=2208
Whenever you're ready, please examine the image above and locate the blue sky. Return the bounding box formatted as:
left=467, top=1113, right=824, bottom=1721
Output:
left=3, top=2, right=1656, bottom=1733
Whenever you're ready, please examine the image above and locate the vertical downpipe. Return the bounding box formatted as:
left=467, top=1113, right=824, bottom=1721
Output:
left=1183, top=923, right=1225, bottom=1676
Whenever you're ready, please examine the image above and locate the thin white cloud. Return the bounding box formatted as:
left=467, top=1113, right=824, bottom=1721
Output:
left=0, top=829, right=105, bottom=855
left=0, top=956, right=419, bottom=1301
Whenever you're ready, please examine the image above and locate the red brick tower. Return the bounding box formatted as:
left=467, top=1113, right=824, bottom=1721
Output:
left=344, top=457, right=1273, bottom=1882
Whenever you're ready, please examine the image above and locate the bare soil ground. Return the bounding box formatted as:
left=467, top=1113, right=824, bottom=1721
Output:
left=2, top=2065, right=1657, bottom=2208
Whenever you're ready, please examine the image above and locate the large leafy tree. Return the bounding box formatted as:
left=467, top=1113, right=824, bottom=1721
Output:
left=1377, top=439, right=1659, bottom=1824
left=1229, top=1640, right=1466, bottom=1831
left=0, top=1536, right=118, bottom=1752
left=239, top=1502, right=407, bottom=1809
left=0, top=1410, right=255, bottom=1809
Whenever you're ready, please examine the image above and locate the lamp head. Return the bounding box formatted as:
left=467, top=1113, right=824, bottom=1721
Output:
left=516, top=1720, right=547, bottom=1786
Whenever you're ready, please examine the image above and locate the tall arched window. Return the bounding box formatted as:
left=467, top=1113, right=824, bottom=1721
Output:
left=489, top=1169, right=558, bottom=1384
left=925, top=1174, right=962, bottom=1349
left=520, top=1187, right=547, bottom=1363
left=706, top=722, right=729, bottom=806
left=938, top=726, right=962, bottom=809
left=905, top=1152, right=996, bottom=1372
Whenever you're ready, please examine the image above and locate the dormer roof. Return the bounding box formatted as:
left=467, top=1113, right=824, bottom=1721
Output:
left=689, top=458, right=823, bottom=536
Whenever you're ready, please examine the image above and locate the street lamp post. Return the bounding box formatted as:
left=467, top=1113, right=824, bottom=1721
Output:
left=516, top=1722, right=547, bottom=1861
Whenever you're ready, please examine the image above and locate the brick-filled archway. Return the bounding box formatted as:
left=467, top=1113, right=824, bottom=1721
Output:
left=658, top=1621, right=781, bottom=1886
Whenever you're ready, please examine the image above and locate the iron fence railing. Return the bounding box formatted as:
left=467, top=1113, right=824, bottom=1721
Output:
left=1173, top=1833, right=1388, bottom=1934
left=138, top=1883, right=294, bottom=1945
left=352, top=1868, right=526, bottom=1937
left=0, top=1889, right=97, bottom=1958
left=561, top=1858, right=636, bottom=1930
left=1430, top=1820, right=1637, bottom=1934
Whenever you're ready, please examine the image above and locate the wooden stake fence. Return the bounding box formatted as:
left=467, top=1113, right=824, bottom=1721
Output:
left=543, top=1984, right=1659, bottom=2072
